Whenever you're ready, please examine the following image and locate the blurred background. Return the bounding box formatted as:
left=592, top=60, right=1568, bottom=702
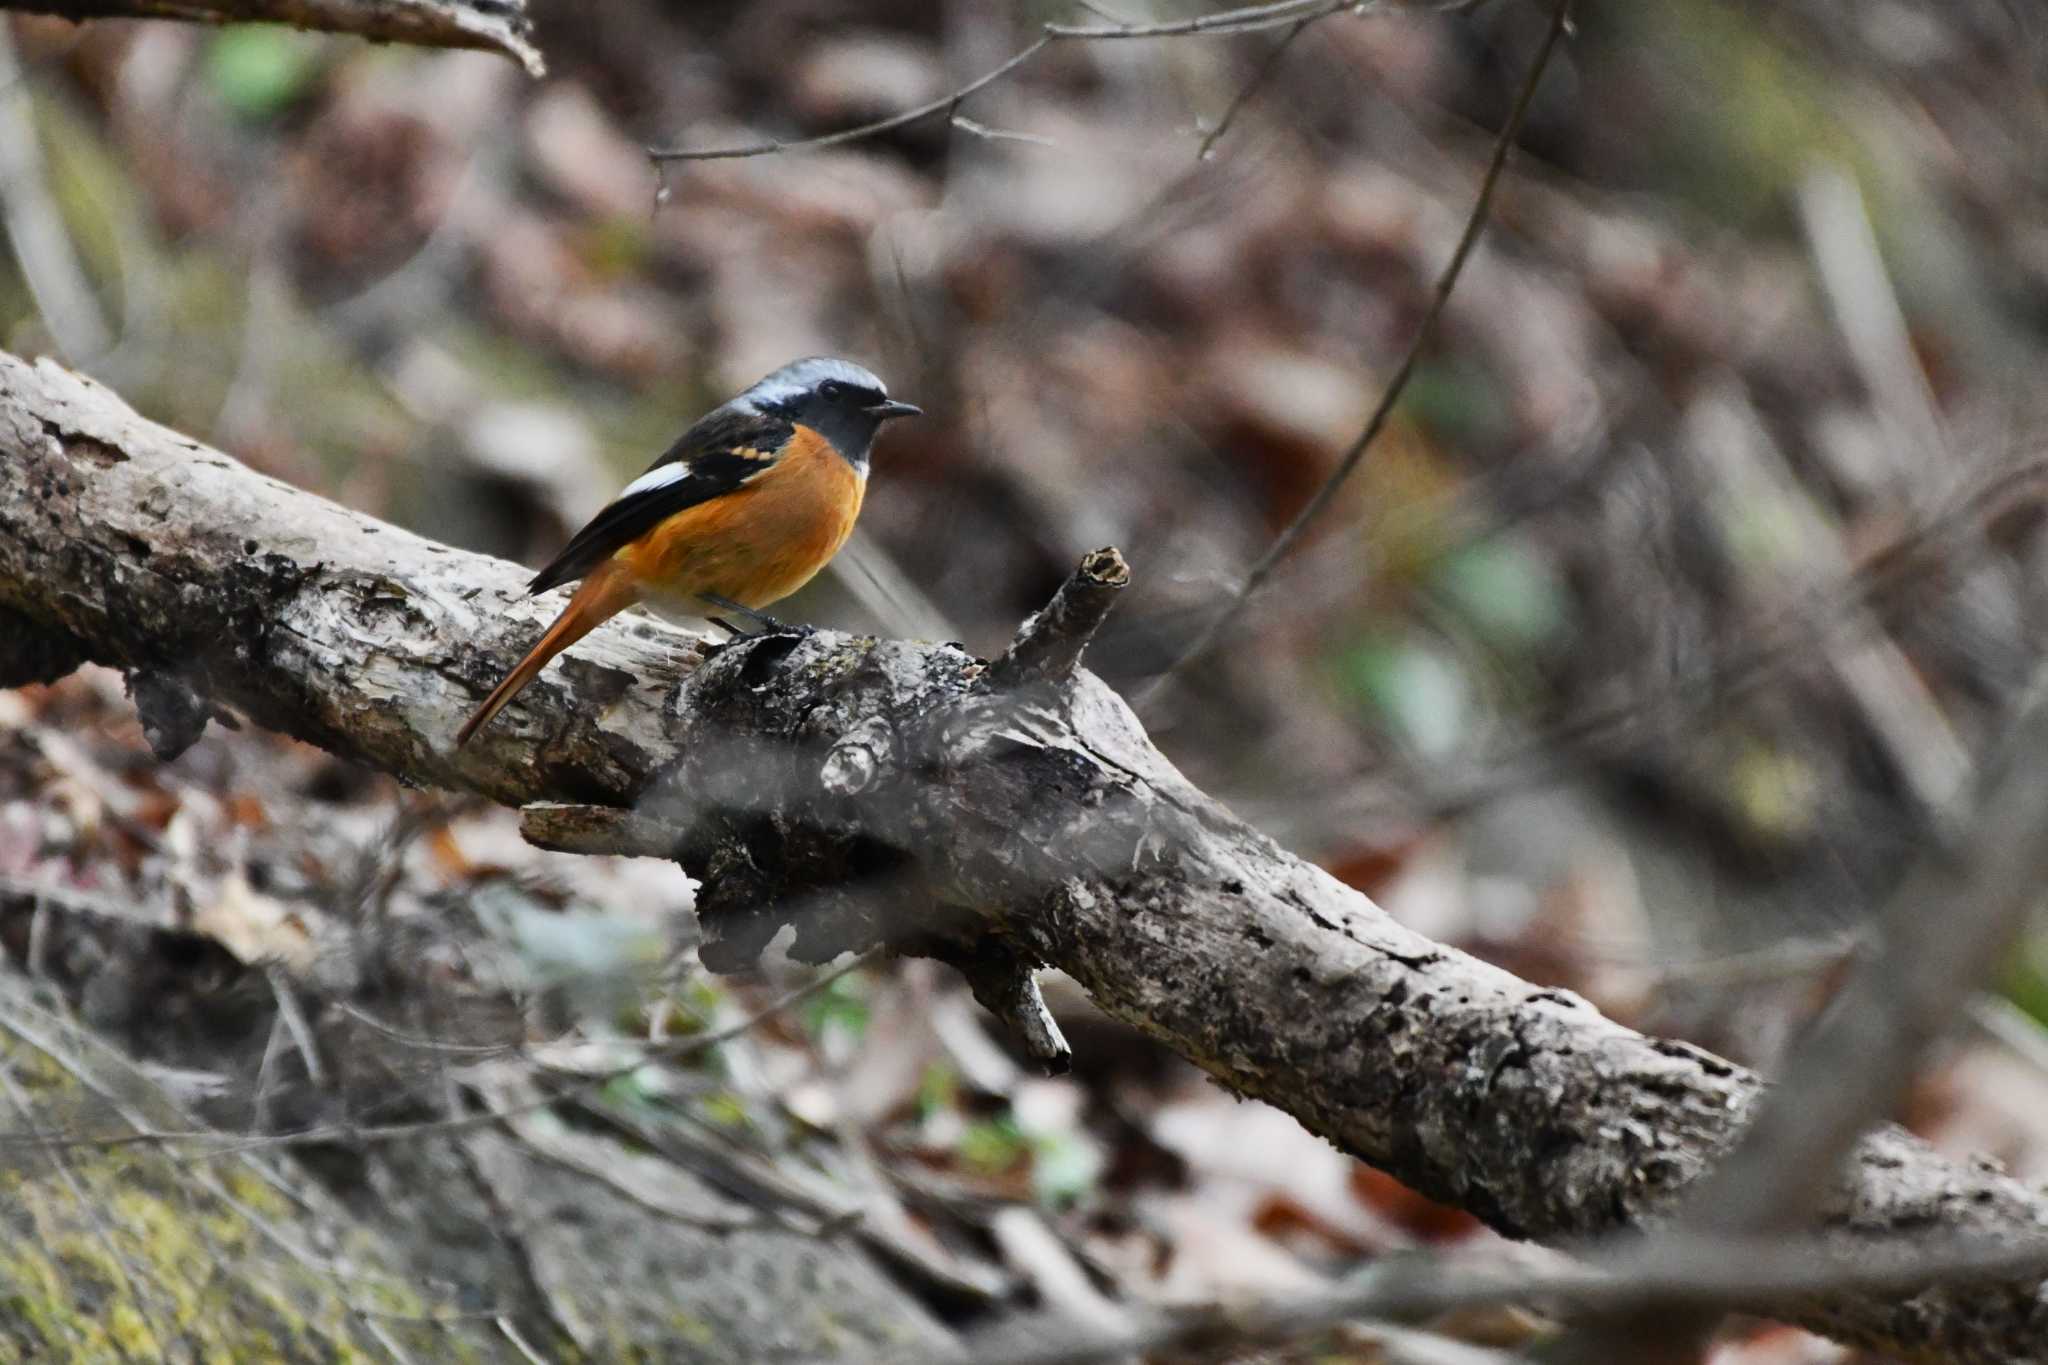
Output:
left=4, top=0, right=2048, bottom=1359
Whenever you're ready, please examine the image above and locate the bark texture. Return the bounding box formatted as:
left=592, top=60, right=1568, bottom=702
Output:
left=0, top=0, right=543, bottom=75
left=3, top=351, right=2047, bottom=1362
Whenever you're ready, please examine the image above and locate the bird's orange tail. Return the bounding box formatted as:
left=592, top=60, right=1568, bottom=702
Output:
left=456, top=564, right=638, bottom=747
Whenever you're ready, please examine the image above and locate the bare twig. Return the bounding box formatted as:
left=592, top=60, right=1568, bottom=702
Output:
left=1338, top=447, right=2048, bottom=826
left=1195, top=16, right=1312, bottom=161
left=0, top=950, right=878, bottom=1155
left=1797, top=163, right=1951, bottom=475
left=649, top=35, right=1057, bottom=163
left=0, top=27, right=112, bottom=361
left=948, top=114, right=1059, bottom=148
left=1556, top=666, right=2048, bottom=1361
left=1140, top=0, right=1571, bottom=699
left=953, top=1230, right=2048, bottom=1365
left=0, top=0, right=545, bottom=75
left=647, top=0, right=1364, bottom=163
left=1045, top=0, right=1343, bottom=40
left=1694, top=676, right=2048, bottom=1223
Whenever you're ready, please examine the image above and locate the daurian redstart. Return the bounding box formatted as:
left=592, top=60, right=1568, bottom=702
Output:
left=455, top=357, right=920, bottom=746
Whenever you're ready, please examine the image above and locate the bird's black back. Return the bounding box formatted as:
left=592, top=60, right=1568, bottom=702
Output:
left=526, top=405, right=794, bottom=596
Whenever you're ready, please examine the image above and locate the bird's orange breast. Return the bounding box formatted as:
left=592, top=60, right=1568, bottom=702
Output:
left=615, top=424, right=866, bottom=610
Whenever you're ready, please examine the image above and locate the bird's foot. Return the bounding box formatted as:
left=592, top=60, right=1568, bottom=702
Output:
left=700, top=595, right=813, bottom=639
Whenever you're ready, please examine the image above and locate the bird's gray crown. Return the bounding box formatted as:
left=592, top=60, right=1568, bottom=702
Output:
left=734, top=356, right=908, bottom=469
left=740, top=357, right=890, bottom=412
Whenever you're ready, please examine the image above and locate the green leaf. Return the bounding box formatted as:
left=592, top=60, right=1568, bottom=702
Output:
left=206, top=27, right=323, bottom=120
left=958, top=1116, right=1028, bottom=1174
left=1339, top=632, right=1471, bottom=757
left=1397, top=360, right=1511, bottom=448
left=1429, top=535, right=1568, bottom=652
left=698, top=1089, right=755, bottom=1131
left=803, top=970, right=872, bottom=1046
left=915, top=1062, right=959, bottom=1121
left=1028, top=1129, right=1103, bottom=1207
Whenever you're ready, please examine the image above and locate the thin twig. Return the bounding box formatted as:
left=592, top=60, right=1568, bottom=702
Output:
left=950, top=1229, right=2048, bottom=1365
left=1698, top=676, right=2048, bottom=1217
left=949, top=114, right=1059, bottom=148
left=0, top=27, right=112, bottom=360
left=1195, top=17, right=1312, bottom=161
left=496, top=1316, right=551, bottom=1365
left=1139, top=0, right=1572, bottom=701
left=1045, top=0, right=1341, bottom=40
left=0, top=950, right=878, bottom=1156
left=648, top=0, right=1364, bottom=163
left=649, top=35, right=1055, bottom=162
left=1557, top=663, right=2048, bottom=1360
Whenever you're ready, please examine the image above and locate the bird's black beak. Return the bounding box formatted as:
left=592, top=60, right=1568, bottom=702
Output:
left=868, top=399, right=922, bottom=420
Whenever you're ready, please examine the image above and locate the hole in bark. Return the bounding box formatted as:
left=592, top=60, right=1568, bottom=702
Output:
left=738, top=634, right=803, bottom=685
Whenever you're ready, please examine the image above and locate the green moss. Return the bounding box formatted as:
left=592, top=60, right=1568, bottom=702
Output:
left=204, top=27, right=330, bottom=121
left=668, top=1311, right=717, bottom=1346
left=0, top=1029, right=498, bottom=1361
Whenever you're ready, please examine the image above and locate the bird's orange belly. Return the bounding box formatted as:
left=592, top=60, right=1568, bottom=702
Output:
left=615, top=426, right=866, bottom=610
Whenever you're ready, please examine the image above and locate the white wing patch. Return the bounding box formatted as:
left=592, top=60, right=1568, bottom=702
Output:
left=616, top=452, right=779, bottom=506
left=617, top=463, right=696, bottom=500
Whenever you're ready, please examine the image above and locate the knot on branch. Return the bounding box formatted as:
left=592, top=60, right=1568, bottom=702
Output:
left=124, top=668, right=213, bottom=762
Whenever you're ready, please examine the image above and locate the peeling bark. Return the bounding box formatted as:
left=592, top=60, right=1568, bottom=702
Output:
left=0, top=0, right=545, bottom=76
left=2, top=351, right=2045, bottom=1362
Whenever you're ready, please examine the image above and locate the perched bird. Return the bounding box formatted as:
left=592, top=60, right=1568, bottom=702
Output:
left=455, top=357, right=920, bottom=747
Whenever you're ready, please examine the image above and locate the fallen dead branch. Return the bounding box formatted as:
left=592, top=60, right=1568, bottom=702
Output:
left=3, top=350, right=2047, bottom=1361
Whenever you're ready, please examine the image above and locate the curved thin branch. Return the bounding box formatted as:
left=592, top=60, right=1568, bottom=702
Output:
left=649, top=35, right=1055, bottom=163
left=646, top=0, right=1362, bottom=164
left=0, top=0, right=544, bottom=75
left=1195, top=16, right=1313, bottom=162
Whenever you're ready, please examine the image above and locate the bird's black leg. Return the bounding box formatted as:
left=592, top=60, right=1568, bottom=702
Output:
left=699, top=594, right=813, bottom=638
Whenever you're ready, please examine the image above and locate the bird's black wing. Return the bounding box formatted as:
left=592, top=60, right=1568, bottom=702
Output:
left=526, top=406, right=793, bottom=595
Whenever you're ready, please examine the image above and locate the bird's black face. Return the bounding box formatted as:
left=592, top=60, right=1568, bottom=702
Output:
left=743, top=358, right=921, bottom=469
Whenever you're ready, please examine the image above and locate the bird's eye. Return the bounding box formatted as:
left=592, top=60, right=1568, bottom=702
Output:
left=820, top=380, right=847, bottom=401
